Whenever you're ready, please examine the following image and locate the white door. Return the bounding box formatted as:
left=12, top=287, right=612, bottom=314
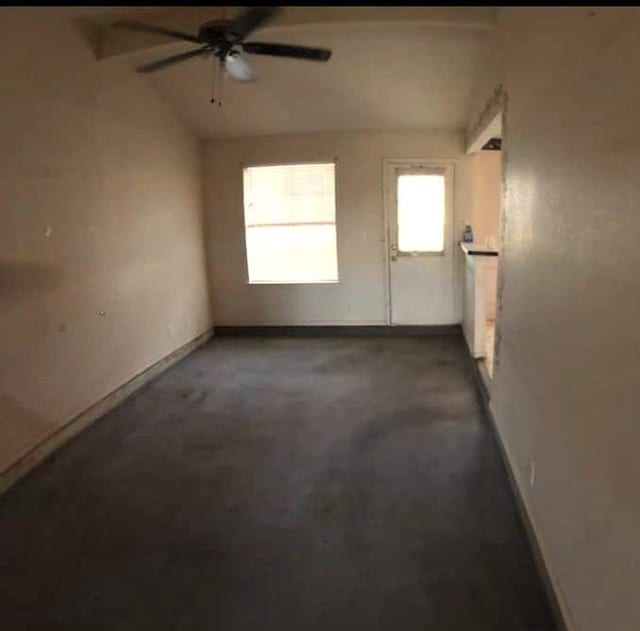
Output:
left=383, top=160, right=456, bottom=325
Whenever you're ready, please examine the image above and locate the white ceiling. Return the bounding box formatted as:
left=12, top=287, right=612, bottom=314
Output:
left=104, top=11, right=491, bottom=139
left=133, top=24, right=487, bottom=138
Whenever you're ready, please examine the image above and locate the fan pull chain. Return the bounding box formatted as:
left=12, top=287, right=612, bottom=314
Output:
left=210, top=57, right=223, bottom=107
left=211, top=57, right=217, bottom=105
left=217, top=60, right=223, bottom=108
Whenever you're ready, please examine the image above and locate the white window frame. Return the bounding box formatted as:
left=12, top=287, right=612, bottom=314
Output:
left=241, top=159, right=340, bottom=285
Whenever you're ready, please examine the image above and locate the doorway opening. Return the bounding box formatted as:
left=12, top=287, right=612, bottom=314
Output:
left=463, top=111, right=503, bottom=380
left=479, top=135, right=501, bottom=377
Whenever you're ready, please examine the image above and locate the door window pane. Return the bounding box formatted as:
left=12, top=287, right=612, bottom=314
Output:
left=397, top=173, right=445, bottom=253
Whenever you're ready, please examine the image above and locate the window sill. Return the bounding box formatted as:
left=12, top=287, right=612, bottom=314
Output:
left=396, top=250, right=445, bottom=258
left=247, top=280, right=340, bottom=285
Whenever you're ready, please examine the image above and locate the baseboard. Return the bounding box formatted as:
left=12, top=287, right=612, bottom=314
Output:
left=214, top=324, right=462, bottom=337
left=470, top=359, right=491, bottom=402
left=0, top=328, right=213, bottom=497
left=467, top=356, right=570, bottom=631
left=476, top=358, right=492, bottom=399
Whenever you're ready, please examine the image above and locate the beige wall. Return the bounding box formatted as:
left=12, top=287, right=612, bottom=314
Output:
left=467, top=150, right=502, bottom=248
left=0, top=9, right=211, bottom=474
left=204, top=129, right=467, bottom=325
left=467, top=151, right=502, bottom=321
left=470, top=8, right=640, bottom=630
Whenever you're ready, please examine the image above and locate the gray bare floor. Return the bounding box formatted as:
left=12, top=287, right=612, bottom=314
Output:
left=1, top=336, right=556, bottom=630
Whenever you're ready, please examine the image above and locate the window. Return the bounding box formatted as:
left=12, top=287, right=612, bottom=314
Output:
left=242, top=162, right=338, bottom=283
left=396, top=169, right=446, bottom=253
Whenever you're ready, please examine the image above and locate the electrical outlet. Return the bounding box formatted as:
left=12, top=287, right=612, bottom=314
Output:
left=529, top=462, right=536, bottom=487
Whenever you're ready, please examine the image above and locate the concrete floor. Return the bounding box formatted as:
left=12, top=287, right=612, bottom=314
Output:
left=0, top=336, right=556, bottom=630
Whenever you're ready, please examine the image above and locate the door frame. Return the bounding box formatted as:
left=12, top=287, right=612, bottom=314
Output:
left=381, top=158, right=457, bottom=326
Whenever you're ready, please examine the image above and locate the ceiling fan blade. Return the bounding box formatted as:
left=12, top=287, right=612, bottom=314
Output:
left=225, top=7, right=281, bottom=42
left=223, top=52, right=257, bottom=82
left=242, top=42, right=332, bottom=62
left=114, top=20, right=203, bottom=44
left=136, top=47, right=209, bottom=74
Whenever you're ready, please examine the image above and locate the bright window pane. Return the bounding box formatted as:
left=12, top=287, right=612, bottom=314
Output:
left=243, top=163, right=338, bottom=283
left=397, top=174, right=445, bottom=252
left=246, top=225, right=338, bottom=283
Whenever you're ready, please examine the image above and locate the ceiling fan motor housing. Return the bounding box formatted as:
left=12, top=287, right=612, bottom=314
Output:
left=198, top=20, right=231, bottom=43
left=199, top=20, right=239, bottom=59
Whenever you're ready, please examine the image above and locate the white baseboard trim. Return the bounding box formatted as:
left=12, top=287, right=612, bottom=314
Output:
left=0, top=328, right=213, bottom=496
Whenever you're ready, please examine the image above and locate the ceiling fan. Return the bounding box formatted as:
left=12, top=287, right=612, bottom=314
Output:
left=114, top=6, right=332, bottom=89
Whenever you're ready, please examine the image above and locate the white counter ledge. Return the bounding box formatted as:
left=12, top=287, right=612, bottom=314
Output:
left=459, top=241, right=499, bottom=257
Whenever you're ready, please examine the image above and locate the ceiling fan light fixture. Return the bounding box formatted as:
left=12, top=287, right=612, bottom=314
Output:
left=223, top=51, right=257, bottom=82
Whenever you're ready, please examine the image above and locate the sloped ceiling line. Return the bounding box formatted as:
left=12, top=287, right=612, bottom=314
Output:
left=97, top=7, right=495, bottom=60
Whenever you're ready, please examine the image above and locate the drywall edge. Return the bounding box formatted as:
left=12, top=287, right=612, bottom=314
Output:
left=0, top=327, right=213, bottom=496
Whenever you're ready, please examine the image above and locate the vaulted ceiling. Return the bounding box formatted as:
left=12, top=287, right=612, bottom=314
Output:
left=91, top=7, right=494, bottom=139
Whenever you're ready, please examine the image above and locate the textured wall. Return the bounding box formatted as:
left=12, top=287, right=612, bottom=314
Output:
left=0, top=9, right=211, bottom=473
left=469, top=7, right=640, bottom=630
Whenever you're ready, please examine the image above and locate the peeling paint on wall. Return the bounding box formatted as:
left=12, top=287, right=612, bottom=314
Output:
left=494, top=89, right=508, bottom=374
